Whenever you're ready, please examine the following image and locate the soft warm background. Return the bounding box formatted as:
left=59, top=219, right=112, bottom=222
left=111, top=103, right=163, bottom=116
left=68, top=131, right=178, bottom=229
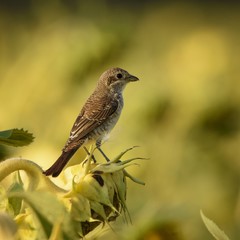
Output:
left=1, top=1, right=240, bottom=239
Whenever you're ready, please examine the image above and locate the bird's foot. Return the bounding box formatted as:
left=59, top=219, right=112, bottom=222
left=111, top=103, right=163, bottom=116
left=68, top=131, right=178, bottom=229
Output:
left=97, top=146, right=110, bottom=162
left=83, top=146, right=97, bottom=163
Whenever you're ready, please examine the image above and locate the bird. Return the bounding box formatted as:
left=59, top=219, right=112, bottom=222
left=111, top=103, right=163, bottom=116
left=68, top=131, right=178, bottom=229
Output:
left=43, top=67, right=139, bottom=177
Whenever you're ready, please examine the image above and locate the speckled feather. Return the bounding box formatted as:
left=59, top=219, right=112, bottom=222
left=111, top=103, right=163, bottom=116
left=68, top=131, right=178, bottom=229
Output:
left=64, top=85, right=120, bottom=151
left=44, top=67, right=138, bottom=177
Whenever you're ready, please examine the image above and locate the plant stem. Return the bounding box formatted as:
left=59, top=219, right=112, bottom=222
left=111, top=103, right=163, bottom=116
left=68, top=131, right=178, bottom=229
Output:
left=0, top=158, right=66, bottom=193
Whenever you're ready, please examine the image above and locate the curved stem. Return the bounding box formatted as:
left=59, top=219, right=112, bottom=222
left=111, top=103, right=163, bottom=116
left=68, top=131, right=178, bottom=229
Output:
left=0, top=158, right=66, bottom=193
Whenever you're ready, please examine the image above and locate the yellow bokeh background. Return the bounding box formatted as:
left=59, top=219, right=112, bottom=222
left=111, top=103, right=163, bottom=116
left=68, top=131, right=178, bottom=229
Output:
left=1, top=1, right=240, bottom=239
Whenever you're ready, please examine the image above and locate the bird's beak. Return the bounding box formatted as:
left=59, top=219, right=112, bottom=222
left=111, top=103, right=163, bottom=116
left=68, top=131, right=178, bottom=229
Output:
left=128, top=74, right=139, bottom=82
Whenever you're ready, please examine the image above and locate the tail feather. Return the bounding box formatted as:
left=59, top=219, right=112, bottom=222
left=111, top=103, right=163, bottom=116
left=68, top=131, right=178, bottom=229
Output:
left=43, top=148, right=78, bottom=177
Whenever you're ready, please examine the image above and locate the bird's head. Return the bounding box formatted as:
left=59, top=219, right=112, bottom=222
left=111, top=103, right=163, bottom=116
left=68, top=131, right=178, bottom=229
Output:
left=99, top=67, right=139, bottom=93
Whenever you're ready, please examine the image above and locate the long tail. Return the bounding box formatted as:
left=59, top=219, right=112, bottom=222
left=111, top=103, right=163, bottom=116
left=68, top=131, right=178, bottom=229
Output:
left=43, top=148, right=78, bottom=177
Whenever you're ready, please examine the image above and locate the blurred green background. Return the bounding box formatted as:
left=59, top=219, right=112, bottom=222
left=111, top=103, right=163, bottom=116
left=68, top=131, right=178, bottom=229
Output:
left=1, top=1, right=240, bottom=239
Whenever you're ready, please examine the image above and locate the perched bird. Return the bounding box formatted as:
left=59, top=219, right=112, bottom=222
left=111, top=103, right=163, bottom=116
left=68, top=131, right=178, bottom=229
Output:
left=44, top=67, right=139, bottom=177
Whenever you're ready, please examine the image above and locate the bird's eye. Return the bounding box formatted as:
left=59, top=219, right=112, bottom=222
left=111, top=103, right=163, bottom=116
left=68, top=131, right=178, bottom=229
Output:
left=116, top=73, right=123, bottom=79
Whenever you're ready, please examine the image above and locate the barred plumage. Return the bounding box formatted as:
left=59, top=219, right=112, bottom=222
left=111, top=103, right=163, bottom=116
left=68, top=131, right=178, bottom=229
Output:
left=44, top=67, right=139, bottom=177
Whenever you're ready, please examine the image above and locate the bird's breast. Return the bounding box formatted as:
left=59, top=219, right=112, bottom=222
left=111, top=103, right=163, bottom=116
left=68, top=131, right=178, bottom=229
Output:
left=88, top=96, right=123, bottom=141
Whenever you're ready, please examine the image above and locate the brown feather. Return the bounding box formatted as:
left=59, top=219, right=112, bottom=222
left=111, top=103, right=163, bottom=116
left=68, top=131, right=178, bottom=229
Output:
left=64, top=90, right=118, bottom=151
left=43, top=67, right=138, bottom=177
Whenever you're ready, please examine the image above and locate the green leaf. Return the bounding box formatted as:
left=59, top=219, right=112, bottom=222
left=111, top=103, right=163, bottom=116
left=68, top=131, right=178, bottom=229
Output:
left=9, top=191, right=78, bottom=240
left=0, top=128, right=34, bottom=147
left=8, top=172, right=24, bottom=216
left=200, top=210, right=230, bottom=240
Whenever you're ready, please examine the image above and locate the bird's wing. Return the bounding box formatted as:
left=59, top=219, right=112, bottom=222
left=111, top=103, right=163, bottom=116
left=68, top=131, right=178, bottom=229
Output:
left=63, top=95, right=118, bottom=151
